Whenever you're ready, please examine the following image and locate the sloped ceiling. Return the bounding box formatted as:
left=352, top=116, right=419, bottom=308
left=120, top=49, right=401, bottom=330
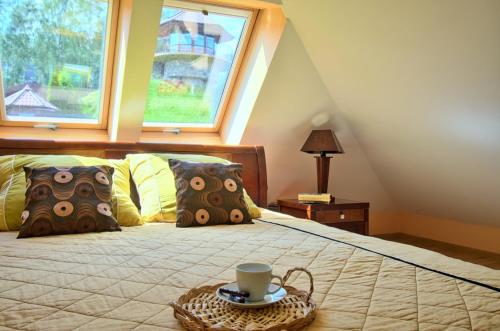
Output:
left=282, top=0, right=500, bottom=227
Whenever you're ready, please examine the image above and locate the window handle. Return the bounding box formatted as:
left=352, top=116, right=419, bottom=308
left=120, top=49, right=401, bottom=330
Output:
left=34, top=123, right=58, bottom=131
left=163, top=128, right=181, bottom=135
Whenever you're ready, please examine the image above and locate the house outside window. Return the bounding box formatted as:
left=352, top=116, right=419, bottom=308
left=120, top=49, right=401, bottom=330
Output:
left=143, top=0, right=254, bottom=132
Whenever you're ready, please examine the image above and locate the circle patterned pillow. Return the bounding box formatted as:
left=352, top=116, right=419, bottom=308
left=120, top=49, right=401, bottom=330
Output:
left=168, top=159, right=252, bottom=227
left=17, top=166, right=121, bottom=238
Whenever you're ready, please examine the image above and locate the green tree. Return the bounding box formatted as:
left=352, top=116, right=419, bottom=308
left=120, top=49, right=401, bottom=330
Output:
left=0, top=0, right=107, bottom=89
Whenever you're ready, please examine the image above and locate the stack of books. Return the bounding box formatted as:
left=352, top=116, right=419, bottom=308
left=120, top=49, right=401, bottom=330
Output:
left=298, top=193, right=333, bottom=204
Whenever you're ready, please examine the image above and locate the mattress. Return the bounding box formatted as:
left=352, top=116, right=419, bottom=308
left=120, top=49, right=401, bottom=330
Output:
left=0, top=210, right=499, bottom=330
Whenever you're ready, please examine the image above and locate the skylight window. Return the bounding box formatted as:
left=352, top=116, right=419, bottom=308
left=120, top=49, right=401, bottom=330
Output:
left=0, top=0, right=116, bottom=128
left=143, top=0, right=253, bottom=131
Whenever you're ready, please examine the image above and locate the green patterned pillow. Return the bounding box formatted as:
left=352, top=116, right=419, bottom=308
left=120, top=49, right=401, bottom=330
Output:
left=18, top=166, right=121, bottom=238
left=168, top=160, right=252, bottom=227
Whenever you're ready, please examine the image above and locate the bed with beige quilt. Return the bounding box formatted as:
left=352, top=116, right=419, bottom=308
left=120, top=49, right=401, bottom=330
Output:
left=0, top=140, right=498, bottom=330
left=0, top=209, right=499, bottom=330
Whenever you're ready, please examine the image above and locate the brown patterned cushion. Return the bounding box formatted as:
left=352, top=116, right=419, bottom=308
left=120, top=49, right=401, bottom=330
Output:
left=168, top=160, right=252, bottom=227
left=18, top=166, right=121, bottom=238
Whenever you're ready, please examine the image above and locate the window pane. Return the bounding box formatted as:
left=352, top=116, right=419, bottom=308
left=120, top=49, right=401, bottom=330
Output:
left=145, top=5, right=248, bottom=126
left=0, top=0, right=110, bottom=123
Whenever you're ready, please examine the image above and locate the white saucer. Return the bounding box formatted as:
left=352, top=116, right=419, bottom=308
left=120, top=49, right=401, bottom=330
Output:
left=216, top=282, right=287, bottom=309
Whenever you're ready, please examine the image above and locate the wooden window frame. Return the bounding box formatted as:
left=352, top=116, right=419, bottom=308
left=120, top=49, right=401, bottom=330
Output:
left=0, top=0, right=120, bottom=130
left=142, top=0, right=258, bottom=133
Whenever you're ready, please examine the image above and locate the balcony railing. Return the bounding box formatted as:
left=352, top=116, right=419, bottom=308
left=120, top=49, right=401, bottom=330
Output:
left=155, top=36, right=215, bottom=56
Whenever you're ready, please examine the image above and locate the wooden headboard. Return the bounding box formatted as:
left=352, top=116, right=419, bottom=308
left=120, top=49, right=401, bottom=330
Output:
left=0, top=139, right=268, bottom=207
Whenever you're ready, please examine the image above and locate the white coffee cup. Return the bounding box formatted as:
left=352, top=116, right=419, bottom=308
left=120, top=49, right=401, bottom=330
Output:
left=236, top=263, right=283, bottom=302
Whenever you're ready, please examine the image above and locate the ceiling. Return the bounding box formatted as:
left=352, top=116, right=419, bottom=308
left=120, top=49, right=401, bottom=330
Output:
left=281, top=0, right=500, bottom=226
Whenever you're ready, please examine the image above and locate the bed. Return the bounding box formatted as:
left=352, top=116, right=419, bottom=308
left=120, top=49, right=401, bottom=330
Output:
left=0, top=139, right=499, bottom=330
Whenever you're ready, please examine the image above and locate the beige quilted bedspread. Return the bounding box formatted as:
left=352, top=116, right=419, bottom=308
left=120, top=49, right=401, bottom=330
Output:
left=0, top=210, right=499, bottom=330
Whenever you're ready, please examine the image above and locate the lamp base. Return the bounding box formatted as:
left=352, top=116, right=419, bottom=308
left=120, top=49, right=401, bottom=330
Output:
left=315, top=156, right=332, bottom=193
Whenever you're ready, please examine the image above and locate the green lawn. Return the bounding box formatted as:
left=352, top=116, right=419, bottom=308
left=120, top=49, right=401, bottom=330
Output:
left=143, top=79, right=212, bottom=124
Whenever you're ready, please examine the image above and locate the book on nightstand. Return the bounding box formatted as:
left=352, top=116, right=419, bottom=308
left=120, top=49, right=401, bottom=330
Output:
left=297, top=193, right=334, bottom=204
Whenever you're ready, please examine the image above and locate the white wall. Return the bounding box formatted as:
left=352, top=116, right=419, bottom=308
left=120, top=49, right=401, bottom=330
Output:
left=241, top=23, right=397, bottom=232
left=281, top=0, right=500, bottom=228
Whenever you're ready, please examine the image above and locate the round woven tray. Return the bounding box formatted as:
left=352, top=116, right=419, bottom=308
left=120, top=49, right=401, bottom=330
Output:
left=169, top=267, right=316, bottom=331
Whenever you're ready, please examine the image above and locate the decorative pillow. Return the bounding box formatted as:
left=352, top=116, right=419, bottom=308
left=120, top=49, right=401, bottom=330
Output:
left=18, top=166, right=121, bottom=238
left=0, top=155, right=142, bottom=231
left=126, top=153, right=261, bottom=223
left=168, top=159, right=252, bottom=227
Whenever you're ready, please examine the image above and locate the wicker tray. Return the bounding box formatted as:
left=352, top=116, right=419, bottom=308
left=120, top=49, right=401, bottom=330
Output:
left=169, top=267, right=316, bottom=331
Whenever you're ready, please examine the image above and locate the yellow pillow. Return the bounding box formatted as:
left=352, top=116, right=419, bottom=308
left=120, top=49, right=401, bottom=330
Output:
left=0, top=155, right=142, bottom=231
left=127, top=153, right=262, bottom=223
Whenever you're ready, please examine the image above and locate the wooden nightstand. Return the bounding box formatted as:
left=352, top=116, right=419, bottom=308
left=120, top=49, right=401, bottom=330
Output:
left=277, top=198, right=370, bottom=235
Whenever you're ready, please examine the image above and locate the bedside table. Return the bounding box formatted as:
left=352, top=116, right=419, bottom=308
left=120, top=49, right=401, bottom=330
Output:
left=277, top=198, right=370, bottom=235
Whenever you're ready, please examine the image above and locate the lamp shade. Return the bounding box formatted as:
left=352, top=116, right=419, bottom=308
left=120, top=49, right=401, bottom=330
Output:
left=301, top=129, right=344, bottom=155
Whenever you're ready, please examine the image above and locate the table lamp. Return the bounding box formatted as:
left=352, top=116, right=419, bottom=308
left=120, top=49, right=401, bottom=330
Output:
left=301, top=129, right=344, bottom=193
